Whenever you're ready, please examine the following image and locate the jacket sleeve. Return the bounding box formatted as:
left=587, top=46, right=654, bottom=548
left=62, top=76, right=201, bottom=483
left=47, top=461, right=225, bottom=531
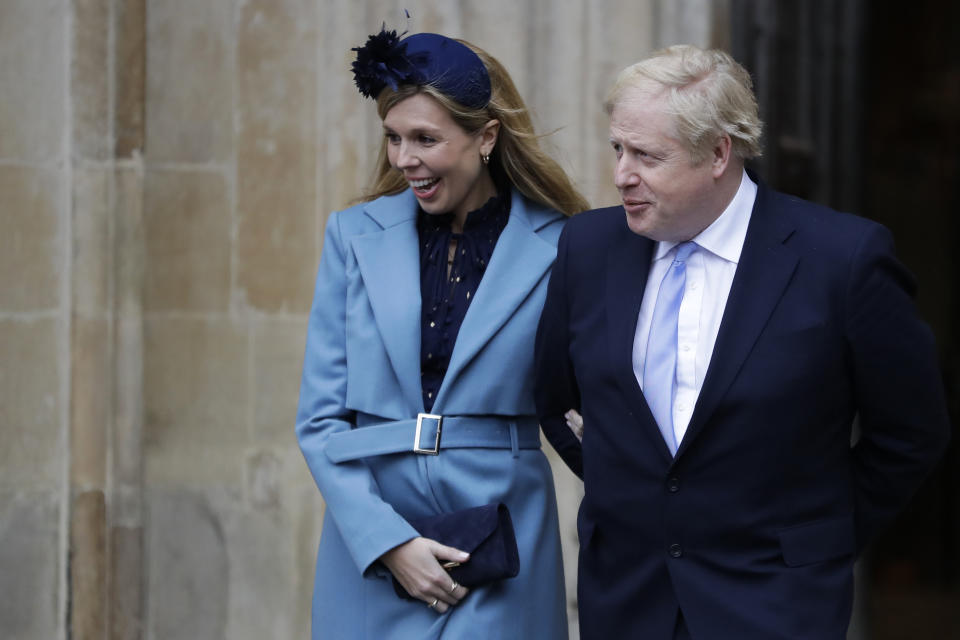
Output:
left=296, top=210, right=418, bottom=574
left=534, top=222, right=584, bottom=478
left=846, top=224, right=951, bottom=549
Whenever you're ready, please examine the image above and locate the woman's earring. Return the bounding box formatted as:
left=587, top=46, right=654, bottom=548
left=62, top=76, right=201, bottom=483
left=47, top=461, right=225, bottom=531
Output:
left=482, top=154, right=490, bottom=165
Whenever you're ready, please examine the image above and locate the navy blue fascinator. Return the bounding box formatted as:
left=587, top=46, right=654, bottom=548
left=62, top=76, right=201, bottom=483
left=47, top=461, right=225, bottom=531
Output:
left=351, top=28, right=492, bottom=109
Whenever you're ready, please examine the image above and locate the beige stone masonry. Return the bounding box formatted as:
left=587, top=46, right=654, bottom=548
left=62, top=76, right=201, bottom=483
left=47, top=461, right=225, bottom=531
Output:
left=144, top=169, right=232, bottom=312
left=144, top=315, right=249, bottom=486
left=112, top=166, right=145, bottom=505
left=145, top=0, right=233, bottom=164
left=0, top=491, right=62, bottom=639
left=114, top=0, right=146, bottom=158
left=0, top=0, right=66, bottom=162
left=71, top=167, right=111, bottom=315
left=110, top=162, right=146, bottom=640
left=252, top=316, right=309, bottom=443
left=0, top=317, right=63, bottom=488
left=0, top=166, right=63, bottom=312
left=109, top=525, right=143, bottom=640
left=70, top=314, right=109, bottom=488
left=70, top=489, right=107, bottom=640
left=72, top=0, right=111, bottom=161
left=235, top=0, right=318, bottom=313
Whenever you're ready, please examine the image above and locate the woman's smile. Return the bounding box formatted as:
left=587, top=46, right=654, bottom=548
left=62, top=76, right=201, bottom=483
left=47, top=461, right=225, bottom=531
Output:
left=383, top=93, right=496, bottom=224
left=409, top=176, right=442, bottom=199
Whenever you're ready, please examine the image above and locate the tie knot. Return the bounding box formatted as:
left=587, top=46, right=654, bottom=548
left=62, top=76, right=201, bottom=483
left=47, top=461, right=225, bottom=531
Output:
left=673, top=241, right=696, bottom=264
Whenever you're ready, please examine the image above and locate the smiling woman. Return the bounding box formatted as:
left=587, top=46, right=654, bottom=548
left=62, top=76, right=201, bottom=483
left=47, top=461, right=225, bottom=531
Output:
left=362, top=35, right=588, bottom=220
left=295, top=27, right=588, bottom=640
left=382, top=93, right=499, bottom=230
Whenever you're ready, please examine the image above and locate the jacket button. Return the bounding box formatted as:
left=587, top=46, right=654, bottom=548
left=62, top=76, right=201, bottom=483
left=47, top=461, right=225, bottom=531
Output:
left=669, top=544, right=683, bottom=558
left=667, top=477, right=680, bottom=493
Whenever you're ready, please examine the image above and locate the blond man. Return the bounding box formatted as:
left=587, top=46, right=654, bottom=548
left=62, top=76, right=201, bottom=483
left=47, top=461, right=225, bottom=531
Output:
left=535, top=45, right=949, bottom=639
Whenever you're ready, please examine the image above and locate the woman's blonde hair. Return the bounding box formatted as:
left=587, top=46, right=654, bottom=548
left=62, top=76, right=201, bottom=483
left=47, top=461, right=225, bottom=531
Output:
left=605, top=44, right=763, bottom=163
left=359, top=40, right=589, bottom=216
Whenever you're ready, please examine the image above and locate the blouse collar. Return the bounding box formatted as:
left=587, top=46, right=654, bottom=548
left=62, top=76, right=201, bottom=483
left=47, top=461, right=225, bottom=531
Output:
left=417, top=193, right=510, bottom=234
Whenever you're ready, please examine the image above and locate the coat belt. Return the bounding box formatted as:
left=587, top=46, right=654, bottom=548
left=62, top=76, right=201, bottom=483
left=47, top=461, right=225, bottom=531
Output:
left=325, top=414, right=542, bottom=463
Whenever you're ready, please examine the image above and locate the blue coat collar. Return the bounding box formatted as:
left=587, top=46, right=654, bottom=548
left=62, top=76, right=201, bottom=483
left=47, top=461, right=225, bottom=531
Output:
left=361, top=188, right=561, bottom=233
left=351, top=188, right=562, bottom=413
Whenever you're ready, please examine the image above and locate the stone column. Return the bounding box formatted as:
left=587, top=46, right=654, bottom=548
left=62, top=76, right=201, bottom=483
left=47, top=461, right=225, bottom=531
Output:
left=0, top=0, right=69, bottom=637
left=69, top=0, right=112, bottom=637
left=110, top=3, right=146, bottom=637
left=69, top=1, right=146, bottom=638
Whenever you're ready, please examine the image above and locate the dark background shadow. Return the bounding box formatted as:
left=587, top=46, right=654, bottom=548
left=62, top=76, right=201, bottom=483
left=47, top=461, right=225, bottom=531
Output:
left=730, top=0, right=959, bottom=636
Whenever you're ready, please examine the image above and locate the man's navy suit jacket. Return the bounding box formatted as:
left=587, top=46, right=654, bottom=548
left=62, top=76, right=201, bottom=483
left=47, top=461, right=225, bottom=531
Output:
left=534, top=180, right=951, bottom=639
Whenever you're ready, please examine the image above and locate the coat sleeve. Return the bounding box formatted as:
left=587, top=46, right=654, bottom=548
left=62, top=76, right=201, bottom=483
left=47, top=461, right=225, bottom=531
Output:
left=534, top=222, right=584, bottom=478
left=296, top=210, right=418, bottom=574
left=845, top=224, right=951, bottom=549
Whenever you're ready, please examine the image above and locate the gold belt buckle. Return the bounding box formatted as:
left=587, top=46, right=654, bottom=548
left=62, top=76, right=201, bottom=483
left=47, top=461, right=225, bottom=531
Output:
left=413, top=413, right=442, bottom=455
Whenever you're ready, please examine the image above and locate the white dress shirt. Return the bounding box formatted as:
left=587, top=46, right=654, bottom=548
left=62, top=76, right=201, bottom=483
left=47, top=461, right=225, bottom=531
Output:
left=632, top=171, right=758, bottom=448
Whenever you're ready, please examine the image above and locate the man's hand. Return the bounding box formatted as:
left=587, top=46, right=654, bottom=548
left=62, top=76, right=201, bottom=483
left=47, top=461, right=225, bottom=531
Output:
left=565, top=409, right=584, bottom=441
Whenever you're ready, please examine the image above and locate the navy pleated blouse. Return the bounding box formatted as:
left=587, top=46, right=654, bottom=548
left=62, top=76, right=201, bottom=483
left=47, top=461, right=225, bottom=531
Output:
left=418, top=194, right=510, bottom=412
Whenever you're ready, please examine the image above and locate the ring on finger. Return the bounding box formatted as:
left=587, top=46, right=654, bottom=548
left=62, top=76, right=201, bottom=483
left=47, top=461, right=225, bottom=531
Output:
left=427, top=598, right=439, bottom=609
left=447, top=581, right=460, bottom=593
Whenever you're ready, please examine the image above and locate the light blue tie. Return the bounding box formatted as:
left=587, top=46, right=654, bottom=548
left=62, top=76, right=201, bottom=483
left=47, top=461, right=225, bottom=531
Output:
left=643, top=241, right=696, bottom=455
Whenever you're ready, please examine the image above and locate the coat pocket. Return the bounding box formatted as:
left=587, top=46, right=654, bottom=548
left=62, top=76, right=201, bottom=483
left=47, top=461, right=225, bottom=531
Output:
left=778, top=515, right=855, bottom=567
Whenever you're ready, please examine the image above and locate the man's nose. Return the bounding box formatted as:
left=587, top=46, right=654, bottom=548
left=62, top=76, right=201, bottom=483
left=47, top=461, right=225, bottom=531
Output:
left=614, top=156, right=639, bottom=190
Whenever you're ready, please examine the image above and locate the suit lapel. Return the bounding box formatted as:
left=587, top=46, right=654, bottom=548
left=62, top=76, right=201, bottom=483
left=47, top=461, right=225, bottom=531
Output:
left=350, top=191, right=424, bottom=413
left=676, top=183, right=798, bottom=458
left=433, top=192, right=559, bottom=410
left=605, top=216, right=676, bottom=463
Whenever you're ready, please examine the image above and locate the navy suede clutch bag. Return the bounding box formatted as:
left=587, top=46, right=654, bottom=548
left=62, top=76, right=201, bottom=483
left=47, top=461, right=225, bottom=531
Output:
left=392, top=502, right=520, bottom=599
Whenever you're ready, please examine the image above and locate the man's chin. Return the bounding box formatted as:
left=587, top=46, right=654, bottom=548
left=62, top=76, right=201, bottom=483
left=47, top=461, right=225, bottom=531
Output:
left=624, top=209, right=659, bottom=239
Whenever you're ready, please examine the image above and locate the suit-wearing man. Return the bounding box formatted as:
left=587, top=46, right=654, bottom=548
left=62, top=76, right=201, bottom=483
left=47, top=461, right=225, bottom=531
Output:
left=534, top=45, right=951, bottom=639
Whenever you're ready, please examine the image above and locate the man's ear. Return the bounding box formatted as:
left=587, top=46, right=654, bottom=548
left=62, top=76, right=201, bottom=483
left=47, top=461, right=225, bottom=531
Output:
left=480, top=119, right=501, bottom=157
left=711, top=133, right=733, bottom=179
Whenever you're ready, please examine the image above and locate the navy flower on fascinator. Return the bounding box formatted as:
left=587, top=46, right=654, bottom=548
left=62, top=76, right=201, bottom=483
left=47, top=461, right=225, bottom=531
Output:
left=351, top=26, right=426, bottom=99
left=350, top=27, right=492, bottom=109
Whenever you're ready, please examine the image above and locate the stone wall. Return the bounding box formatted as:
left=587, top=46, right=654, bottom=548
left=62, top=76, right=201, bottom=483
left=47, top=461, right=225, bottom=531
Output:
left=0, top=1, right=721, bottom=638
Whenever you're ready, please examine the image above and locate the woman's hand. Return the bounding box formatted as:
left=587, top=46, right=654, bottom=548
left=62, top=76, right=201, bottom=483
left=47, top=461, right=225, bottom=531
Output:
left=565, top=409, right=584, bottom=441
left=379, top=537, right=471, bottom=614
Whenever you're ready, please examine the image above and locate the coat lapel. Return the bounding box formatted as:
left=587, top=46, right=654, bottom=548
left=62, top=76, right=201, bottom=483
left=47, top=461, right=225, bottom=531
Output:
left=350, top=191, right=424, bottom=413
left=433, top=192, right=559, bottom=410
left=605, top=215, right=676, bottom=463
left=676, top=183, right=798, bottom=458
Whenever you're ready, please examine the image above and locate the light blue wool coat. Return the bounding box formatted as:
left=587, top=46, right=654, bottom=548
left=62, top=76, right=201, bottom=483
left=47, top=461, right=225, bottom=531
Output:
left=296, top=188, right=568, bottom=639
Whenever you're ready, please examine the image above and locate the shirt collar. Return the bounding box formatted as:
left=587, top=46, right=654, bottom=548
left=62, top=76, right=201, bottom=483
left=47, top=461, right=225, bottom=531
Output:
left=654, top=170, right=757, bottom=264
left=417, top=193, right=509, bottom=233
